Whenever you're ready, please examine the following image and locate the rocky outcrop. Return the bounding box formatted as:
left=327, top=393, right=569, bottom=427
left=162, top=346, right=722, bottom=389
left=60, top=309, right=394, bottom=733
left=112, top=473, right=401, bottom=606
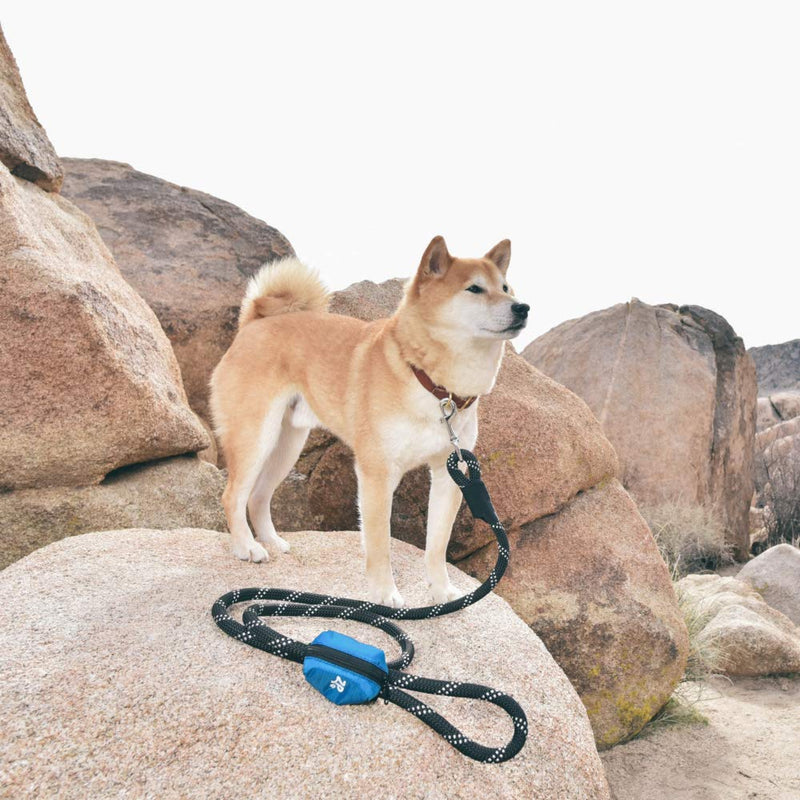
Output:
left=0, top=163, right=208, bottom=490
left=769, top=392, right=800, bottom=421
left=328, top=277, right=406, bottom=319
left=738, top=544, right=800, bottom=627
left=60, top=158, right=295, bottom=421
left=749, top=339, right=800, bottom=394
left=0, top=456, right=226, bottom=570
left=267, top=279, right=687, bottom=748
left=460, top=479, right=688, bottom=749
left=757, top=397, right=780, bottom=431
left=0, top=26, right=63, bottom=191
left=522, top=299, right=757, bottom=558
left=757, top=417, right=800, bottom=456
left=677, top=574, right=800, bottom=676
left=0, top=529, right=611, bottom=800
left=756, top=392, right=800, bottom=432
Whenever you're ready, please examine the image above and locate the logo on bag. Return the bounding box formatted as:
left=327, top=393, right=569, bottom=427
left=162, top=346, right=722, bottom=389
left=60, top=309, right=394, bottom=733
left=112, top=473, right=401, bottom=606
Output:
left=330, top=675, right=347, bottom=692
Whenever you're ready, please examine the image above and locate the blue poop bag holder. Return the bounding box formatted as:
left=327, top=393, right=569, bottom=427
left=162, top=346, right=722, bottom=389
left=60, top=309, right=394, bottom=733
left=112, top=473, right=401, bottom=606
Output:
left=304, top=630, right=388, bottom=705
left=212, top=443, right=528, bottom=763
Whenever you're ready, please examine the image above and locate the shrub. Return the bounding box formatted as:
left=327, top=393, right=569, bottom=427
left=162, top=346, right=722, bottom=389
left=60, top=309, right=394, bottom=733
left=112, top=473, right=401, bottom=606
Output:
left=759, top=448, right=800, bottom=548
left=637, top=500, right=733, bottom=577
left=638, top=580, right=728, bottom=734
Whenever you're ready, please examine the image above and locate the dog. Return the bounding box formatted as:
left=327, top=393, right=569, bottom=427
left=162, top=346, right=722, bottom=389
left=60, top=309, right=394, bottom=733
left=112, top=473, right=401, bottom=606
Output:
left=209, top=236, right=528, bottom=607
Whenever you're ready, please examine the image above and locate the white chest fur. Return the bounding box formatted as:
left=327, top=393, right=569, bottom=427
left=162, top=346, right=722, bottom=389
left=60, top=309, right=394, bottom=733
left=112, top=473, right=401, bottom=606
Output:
left=380, top=394, right=478, bottom=472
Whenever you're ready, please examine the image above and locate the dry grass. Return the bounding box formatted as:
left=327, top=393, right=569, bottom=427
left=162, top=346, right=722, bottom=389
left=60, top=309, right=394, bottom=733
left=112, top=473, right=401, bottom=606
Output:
left=635, top=579, right=729, bottom=736
left=759, top=449, right=800, bottom=548
left=637, top=500, right=733, bottom=577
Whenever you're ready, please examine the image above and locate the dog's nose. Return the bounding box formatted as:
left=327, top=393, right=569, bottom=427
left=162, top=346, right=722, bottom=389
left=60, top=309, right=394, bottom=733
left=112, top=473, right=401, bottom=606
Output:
left=512, top=303, right=530, bottom=319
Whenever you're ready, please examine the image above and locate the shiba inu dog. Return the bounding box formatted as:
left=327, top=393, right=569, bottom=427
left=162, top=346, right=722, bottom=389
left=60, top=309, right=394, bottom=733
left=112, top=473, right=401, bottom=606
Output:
left=209, top=236, right=528, bottom=607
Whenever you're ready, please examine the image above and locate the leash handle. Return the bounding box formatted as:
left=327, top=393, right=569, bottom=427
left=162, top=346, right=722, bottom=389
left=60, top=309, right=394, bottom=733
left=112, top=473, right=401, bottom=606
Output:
left=211, top=449, right=527, bottom=763
left=384, top=671, right=528, bottom=763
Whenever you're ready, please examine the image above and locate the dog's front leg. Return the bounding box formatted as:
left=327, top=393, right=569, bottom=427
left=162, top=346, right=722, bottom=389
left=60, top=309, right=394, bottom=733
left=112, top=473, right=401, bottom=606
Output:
left=356, top=464, right=403, bottom=608
left=425, top=465, right=464, bottom=603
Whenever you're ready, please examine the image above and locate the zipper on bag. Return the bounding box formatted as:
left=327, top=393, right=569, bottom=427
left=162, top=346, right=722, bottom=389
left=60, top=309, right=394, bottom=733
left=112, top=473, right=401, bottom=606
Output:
left=305, top=643, right=388, bottom=685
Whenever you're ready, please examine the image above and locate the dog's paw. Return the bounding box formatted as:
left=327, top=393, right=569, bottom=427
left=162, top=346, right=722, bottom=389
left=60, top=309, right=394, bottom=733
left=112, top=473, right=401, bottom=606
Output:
left=368, top=583, right=405, bottom=609
left=231, top=539, right=270, bottom=563
left=429, top=582, right=462, bottom=604
left=256, top=532, right=291, bottom=554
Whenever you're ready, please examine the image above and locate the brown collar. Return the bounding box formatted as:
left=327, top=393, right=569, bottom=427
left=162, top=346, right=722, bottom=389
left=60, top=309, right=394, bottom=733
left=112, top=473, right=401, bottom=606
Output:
left=409, top=364, right=477, bottom=410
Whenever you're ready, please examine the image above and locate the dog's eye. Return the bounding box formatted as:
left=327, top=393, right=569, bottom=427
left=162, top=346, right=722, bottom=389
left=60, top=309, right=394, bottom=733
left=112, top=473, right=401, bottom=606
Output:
left=502, top=285, right=509, bottom=293
left=466, top=285, right=484, bottom=294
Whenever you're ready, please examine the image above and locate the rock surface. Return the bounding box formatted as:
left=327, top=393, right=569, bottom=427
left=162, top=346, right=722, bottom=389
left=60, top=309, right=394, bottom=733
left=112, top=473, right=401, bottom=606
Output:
left=757, top=396, right=781, bottom=431
left=749, top=338, right=800, bottom=394
left=522, top=298, right=757, bottom=558
left=677, top=574, right=800, bottom=676
left=738, top=544, right=800, bottom=627
left=757, top=392, right=800, bottom=432
left=770, top=391, right=800, bottom=422
left=0, top=529, right=610, bottom=800
left=0, top=164, right=207, bottom=489
left=756, top=416, right=800, bottom=454
left=60, top=158, right=295, bottom=421
left=460, top=479, right=689, bottom=749
left=328, top=276, right=406, bottom=319
left=0, top=456, right=226, bottom=570
left=0, top=25, right=63, bottom=191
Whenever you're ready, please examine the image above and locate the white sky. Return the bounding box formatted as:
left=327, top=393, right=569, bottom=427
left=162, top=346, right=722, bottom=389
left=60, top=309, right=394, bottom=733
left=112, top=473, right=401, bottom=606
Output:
left=5, top=2, right=798, bottom=349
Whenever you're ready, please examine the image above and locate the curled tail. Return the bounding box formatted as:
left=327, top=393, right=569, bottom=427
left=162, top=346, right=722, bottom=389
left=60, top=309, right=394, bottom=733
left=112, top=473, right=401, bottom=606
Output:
left=238, top=256, right=330, bottom=328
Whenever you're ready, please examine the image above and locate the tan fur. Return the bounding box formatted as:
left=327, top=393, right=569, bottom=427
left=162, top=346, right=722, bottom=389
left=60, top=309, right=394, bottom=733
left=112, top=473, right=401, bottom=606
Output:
left=210, top=237, right=527, bottom=606
left=238, top=256, right=330, bottom=328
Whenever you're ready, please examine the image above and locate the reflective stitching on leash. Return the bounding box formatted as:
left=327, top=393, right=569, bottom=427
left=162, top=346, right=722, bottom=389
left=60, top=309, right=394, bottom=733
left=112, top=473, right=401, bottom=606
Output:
left=210, top=448, right=527, bottom=764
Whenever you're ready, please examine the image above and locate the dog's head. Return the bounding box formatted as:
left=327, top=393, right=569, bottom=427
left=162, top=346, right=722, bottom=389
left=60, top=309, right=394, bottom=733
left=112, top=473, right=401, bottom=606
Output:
left=405, top=236, right=529, bottom=340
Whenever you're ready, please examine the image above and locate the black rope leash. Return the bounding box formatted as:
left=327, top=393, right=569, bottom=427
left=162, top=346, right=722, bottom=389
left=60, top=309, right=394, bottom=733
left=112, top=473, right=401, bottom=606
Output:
left=212, top=449, right=528, bottom=763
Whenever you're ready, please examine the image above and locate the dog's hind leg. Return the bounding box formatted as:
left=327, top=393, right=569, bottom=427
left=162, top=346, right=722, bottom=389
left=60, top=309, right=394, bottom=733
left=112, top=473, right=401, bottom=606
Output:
left=221, top=395, right=289, bottom=563
left=248, top=412, right=310, bottom=554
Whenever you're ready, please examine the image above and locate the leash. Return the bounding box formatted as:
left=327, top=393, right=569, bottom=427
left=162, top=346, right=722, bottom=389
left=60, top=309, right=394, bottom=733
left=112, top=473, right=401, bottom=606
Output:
left=211, top=400, right=528, bottom=763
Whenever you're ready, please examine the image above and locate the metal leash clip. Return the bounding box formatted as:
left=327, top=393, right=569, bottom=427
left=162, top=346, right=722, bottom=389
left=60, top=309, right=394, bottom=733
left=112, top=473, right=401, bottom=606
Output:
left=439, top=396, right=464, bottom=462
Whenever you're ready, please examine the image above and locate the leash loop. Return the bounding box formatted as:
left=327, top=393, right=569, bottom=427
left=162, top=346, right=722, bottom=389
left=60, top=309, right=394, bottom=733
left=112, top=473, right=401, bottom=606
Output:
left=211, top=449, right=525, bottom=763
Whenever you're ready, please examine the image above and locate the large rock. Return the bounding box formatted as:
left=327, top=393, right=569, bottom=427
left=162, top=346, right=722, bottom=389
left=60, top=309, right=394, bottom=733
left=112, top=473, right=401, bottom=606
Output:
left=0, top=164, right=208, bottom=489
left=522, top=298, right=757, bottom=558
left=0, top=529, right=610, bottom=800
left=756, top=416, right=800, bottom=455
left=738, top=544, right=800, bottom=627
left=0, top=455, right=226, bottom=570
left=749, top=338, right=800, bottom=394
left=756, top=392, right=800, bottom=432
left=770, top=392, right=800, bottom=422
left=328, top=277, right=406, bottom=319
left=60, top=158, right=294, bottom=421
left=460, top=479, right=689, bottom=749
left=677, top=574, right=800, bottom=676
left=275, top=279, right=619, bottom=561
left=756, top=396, right=780, bottom=431
left=0, top=25, right=63, bottom=191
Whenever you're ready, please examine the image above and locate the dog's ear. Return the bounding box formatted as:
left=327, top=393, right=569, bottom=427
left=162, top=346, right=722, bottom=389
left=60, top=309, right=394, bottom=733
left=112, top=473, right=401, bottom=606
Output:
left=418, top=236, right=452, bottom=280
left=484, top=239, right=511, bottom=276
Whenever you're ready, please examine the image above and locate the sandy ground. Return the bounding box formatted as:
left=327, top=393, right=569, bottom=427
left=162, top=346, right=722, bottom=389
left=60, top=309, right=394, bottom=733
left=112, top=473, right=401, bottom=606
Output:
left=601, top=675, right=800, bottom=800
